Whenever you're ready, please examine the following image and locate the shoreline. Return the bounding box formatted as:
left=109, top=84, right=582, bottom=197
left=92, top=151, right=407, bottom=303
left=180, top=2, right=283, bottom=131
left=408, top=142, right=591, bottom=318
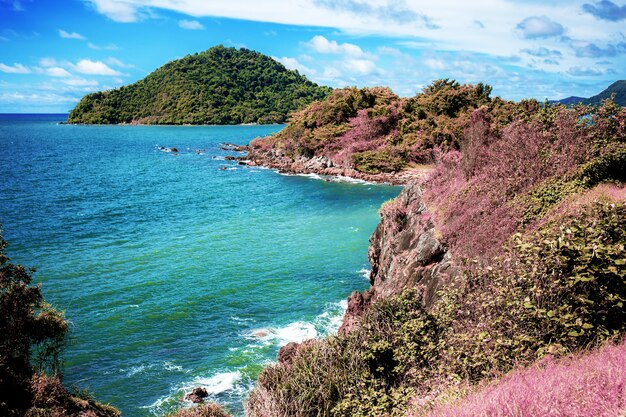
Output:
left=243, top=150, right=430, bottom=186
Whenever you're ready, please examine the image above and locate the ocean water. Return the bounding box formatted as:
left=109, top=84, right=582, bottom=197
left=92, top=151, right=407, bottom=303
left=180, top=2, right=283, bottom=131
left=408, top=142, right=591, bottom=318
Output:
left=0, top=114, right=400, bottom=416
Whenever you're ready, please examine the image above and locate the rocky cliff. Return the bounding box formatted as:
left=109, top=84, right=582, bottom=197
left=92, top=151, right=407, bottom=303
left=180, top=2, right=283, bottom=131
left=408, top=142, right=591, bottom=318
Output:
left=341, top=182, right=459, bottom=332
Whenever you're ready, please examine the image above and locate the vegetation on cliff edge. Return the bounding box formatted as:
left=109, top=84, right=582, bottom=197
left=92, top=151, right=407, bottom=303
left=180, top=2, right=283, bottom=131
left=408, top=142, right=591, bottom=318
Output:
left=250, top=79, right=540, bottom=173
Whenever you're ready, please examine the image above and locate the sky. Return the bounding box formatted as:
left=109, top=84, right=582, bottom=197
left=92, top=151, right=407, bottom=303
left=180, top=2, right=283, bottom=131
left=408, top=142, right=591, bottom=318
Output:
left=1, top=0, right=625, bottom=112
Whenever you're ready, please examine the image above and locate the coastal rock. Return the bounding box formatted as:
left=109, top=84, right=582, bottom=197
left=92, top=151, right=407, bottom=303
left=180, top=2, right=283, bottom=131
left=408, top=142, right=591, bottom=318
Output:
left=185, top=387, right=209, bottom=403
left=247, top=148, right=425, bottom=185
left=341, top=182, right=459, bottom=332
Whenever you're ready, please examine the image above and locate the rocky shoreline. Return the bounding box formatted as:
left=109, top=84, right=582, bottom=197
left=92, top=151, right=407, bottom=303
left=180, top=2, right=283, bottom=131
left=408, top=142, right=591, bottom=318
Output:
left=244, top=146, right=428, bottom=186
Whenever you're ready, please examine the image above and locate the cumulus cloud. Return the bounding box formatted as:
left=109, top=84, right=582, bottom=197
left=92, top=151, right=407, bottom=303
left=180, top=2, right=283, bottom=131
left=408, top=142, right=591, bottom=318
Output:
left=73, top=59, right=121, bottom=75
left=62, top=78, right=99, bottom=86
left=570, top=40, right=626, bottom=57
left=305, top=35, right=364, bottom=57
left=43, top=67, right=72, bottom=77
left=521, top=47, right=563, bottom=58
left=582, top=0, right=626, bottom=21
left=275, top=56, right=316, bottom=75
left=567, top=66, right=603, bottom=76
left=58, top=29, right=85, bottom=40
left=105, top=57, right=133, bottom=68
left=88, top=42, right=118, bottom=50
left=516, top=16, right=564, bottom=38
left=0, top=62, right=30, bottom=73
left=178, top=19, right=204, bottom=30
left=341, top=57, right=377, bottom=74
left=85, top=0, right=142, bottom=22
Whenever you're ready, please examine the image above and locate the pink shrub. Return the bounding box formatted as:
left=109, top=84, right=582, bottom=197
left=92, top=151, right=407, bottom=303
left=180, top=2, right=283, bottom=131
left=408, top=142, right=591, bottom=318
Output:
left=423, top=106, right=596, bottom=260
left=327, top=104, right=401, bottom=166
left=423, top=339, right=626, bottom=417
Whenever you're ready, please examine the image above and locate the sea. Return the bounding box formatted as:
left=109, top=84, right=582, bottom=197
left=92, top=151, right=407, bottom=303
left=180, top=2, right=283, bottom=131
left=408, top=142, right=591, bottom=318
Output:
left=0, top=114, right=401, bottom=417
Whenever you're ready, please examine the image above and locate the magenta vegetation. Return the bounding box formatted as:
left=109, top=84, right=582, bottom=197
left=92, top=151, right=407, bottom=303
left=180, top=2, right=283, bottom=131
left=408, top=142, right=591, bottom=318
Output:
left=425, top=339, right=626, bottom=417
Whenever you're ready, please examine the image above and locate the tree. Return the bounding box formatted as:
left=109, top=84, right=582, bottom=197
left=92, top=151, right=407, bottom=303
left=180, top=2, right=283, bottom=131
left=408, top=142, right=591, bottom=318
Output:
left=0, top=230, right=68, bottom=416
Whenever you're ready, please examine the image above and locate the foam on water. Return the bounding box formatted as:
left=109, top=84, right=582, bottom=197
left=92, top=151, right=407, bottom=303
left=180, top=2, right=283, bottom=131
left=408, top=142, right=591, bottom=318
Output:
left=359, top=268, right=371, bottom=280
left=189, top=371, right=242, bottom=395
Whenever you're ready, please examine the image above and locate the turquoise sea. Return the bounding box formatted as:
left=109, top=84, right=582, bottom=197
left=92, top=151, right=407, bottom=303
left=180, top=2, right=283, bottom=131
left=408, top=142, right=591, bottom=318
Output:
left=0, top=114, right=400, bottom=416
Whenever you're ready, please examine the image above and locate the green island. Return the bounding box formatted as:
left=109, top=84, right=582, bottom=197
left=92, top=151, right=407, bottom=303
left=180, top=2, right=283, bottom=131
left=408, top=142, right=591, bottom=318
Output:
left=67, top=45, right=332, bottom=125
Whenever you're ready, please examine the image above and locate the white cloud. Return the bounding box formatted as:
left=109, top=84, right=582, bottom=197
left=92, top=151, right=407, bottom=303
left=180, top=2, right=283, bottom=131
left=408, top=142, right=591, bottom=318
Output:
left=567, top=65, right=603, bottom=76
left=86, top=0, right=140, bottom=22
left=39, top=57, right=59, bottom=67
left=62, top=78, right=99, bottom=86
left=105, top=57, right=133, bottom=68
left=0, top=63, right=30, bottom=73
left=424, top=58, right=446, bottom=70
left=516, top=16, right=565, bottom=39
left=178, top=19, right=204, bottom=30
left=73, top=59, right=121, bottom=75
left=275, top=56, right=316, bottom=75
left=323, top=67, right=342, bottom=78
left=88, top=42, right=119, bottom=50
left=58, top=29, right=85, bottom=40
left=0, top=92, right=79, bottom=103
left=341, top=58, right=377, bottom=74
left=43, top=67, right=72, bottom=77
left=305, top=35, right=364, bottom=57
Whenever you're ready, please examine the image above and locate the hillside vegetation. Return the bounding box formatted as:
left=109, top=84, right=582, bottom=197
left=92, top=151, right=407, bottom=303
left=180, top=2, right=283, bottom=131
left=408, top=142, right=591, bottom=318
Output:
left=553, top=80, right=626, bottom=106
left=250, top=80, right=538, bottom=173
left=585, top=80, right=626, bottom=106
left=67, top=45, right=331, bottom=125
left=248, top=83, right=626, bottom=417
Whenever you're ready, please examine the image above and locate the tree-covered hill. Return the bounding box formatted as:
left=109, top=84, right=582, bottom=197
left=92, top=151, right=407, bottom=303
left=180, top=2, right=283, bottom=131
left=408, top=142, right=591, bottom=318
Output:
left=584, top=80, right=626, bottom=106
left=552, top=80, right=626, bottom=107
left=67, top=45, right=332, bottom=125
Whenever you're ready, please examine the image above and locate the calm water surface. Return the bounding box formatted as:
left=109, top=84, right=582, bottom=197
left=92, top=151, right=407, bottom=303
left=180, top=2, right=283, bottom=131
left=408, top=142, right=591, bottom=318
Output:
left=0, top=114, right=400, bottom=416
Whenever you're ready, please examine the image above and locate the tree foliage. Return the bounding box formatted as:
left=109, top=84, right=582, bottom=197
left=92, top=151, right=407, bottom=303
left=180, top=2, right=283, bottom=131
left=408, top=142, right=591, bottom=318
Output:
left=68, top=45, right=332, bottom=125
left=0, top=231, right=119, bottom=417
left=251, top=79, right=527, bottom=173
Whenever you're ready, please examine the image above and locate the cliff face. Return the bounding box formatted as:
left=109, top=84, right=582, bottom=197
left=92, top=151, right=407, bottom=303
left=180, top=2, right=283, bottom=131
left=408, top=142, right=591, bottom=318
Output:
left=342, top=182, right=459, bottom=331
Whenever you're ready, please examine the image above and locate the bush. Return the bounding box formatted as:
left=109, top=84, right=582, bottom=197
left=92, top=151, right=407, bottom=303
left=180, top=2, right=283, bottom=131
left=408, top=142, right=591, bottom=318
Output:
left=423, top=339, right=626, bottom=417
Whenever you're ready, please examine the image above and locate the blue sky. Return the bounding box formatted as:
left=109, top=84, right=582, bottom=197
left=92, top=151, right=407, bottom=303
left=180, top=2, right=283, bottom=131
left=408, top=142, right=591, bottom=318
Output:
left=1, top=0, right=625, bottom=112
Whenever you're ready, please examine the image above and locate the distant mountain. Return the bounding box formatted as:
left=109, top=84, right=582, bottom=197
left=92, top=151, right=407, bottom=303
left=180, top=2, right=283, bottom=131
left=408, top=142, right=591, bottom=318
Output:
left=68, top=45, right=332, bottom=125
left=552, top=96, right=586, bottom=106
left=583, top=80, right=626, bottom=106
left=552, top=80, right=625, bottom=107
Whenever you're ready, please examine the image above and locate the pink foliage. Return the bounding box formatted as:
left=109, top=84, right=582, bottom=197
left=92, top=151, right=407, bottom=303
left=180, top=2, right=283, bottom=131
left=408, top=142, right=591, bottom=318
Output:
left=425, top=339, right=626, bottom=417
left=423, top=108, right=594, bottom=260
left=327, top=104, right=401, bottom=166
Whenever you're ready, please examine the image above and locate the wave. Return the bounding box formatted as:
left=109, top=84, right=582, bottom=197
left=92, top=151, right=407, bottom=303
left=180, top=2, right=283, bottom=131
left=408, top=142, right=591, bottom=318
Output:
left=244, top=299, right=348, bottom=347
left=141, top=371, right=244, bottom=416
left=358, top=268, right=371, bottom=280
left=186, top=371, right=242, bottom=395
